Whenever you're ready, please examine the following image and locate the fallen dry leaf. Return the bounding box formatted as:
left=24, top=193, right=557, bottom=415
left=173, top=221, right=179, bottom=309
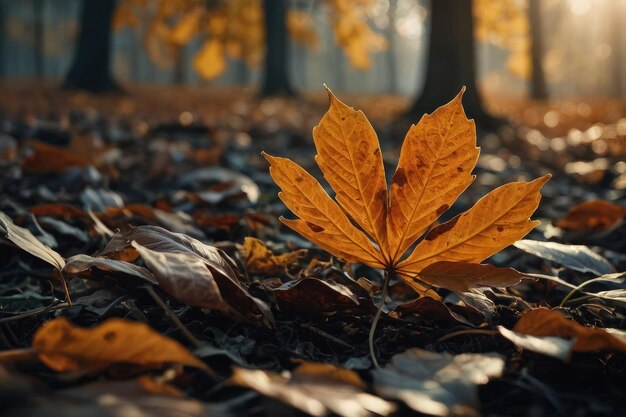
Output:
left=101, top=204, right=205, bottom=238
left=99, top=225, right=274, bottom=327
left=554, top=200, right=626, bottom=231
left=131, top=241, right=231, bottom=312
left=396, top=296, right=484, bottom=327
left=63, top=254, right=157, bottom=284
left=4, top=379, right=223, bottom=417
left=243, top=237, right=307, bottom=275
left=230, top=362, right=395, bottom=417
left=497, top=325, right=576, bottom=361
left=32, top=317, right=208, bottom=372
left=29, top=203, right=88, bottom=220
left=514, top=239, right=615, bottom=276
left=21, top=141, right=90, bottom=174
left=0, top=211, right=65, bottom=270
left=417, top=261, right=528, bottom=293
left=264, top=87, right=548, bottom=294
left=513, top=308, right=626, bottom=353
left=271, top=277, right=369, bottom=314
left=373, top=348, right=505, bottom=417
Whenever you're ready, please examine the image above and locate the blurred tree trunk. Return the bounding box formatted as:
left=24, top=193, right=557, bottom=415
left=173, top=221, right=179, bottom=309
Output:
left=528, top=0, right=547, bottom=100
left=233, top=60, right=249, bottom=85
left=293, top=41, right=307, bottom=88
left=611, top=3, right=622, bottom=99
left=261, top=0, right=294, bottom=96
left=131, top=33, right=141, bottom=82
left=333, top=45, right=345, bottom=90
left=34, top=0, right=44, bottom=79
left=63, top=0, right=119, bottom=92
left=407, top=0, right=499, bottom=128
left=386, top=0, right=398, bottom=93
left=0, top=3, right=5, bottom=76
left=172, top=45, right=186, bottom=85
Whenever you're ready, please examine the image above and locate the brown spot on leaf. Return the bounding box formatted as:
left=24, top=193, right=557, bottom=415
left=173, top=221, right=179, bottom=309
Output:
left=457, top=167, right=464, bottom=173
left=373, top=148, right=380, bottom=157
left=295, top=177, right=303, bottom=183
left=393, top=168, right=407, bottom=187
left=60, top=326, right=76, bottom=343
left=497, top=226, right=504, bottom=232
left=306, top=222, right=325, bottom=233
left=377, top=189, right=388, bottom=212
left=436, top=204, right=449, bottom=216
left=425, top=215, right=460, bottom=241
left=103, top=331, right=117, bottom=342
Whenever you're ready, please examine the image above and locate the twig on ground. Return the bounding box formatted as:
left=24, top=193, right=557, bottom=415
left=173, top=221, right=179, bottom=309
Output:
left=435, top=329, right=499, bottom=344
left=300, top=322, right=354, bottom=349
left=146, top=285, right=203, bottom=349
left=0, top=302, right=69, bottom=324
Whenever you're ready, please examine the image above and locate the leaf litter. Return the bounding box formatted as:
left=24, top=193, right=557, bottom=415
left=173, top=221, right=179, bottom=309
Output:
left=0, top=86, right=625, bottom=417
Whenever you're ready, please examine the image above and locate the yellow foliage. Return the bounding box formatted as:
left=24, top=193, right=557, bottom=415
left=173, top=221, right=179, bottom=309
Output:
left=113, top=0, right=149, bottom=31
left=170, top=6, right=205, bottom=45
left=193, top=39, right=226, bottom=80
left=325, top=0, right=387, bottom=70
left=115, top=0, right=264, bottom=79
left=287, top=10, right=319, bottom=49
left=114, top=0, right=385, bottom=78
left=474, top=0, right=530, bottom=78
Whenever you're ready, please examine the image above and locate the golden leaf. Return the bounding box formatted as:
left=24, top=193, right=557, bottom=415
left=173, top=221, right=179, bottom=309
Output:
left=513, top=308, right=626, bottom=353
left=32, top=317, right=208, bottom=372
left=244, top=237, right=307, bottom=275
left=263, top=153, right=385, bottom=269
left=265, top=87, right=549, bottom=294
left=397, top=175, right=550, bottom=276
left=313, top=87, right=389, bottom=256
left=387, top=88, right=478, bottom=262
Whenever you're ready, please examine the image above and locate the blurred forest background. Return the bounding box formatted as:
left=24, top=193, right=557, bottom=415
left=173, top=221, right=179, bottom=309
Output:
left=0, top=0, right=624, bottom=100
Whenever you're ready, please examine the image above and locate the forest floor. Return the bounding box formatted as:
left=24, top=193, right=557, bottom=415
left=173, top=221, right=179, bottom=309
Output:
left=0, top=83, right=625, bottom=417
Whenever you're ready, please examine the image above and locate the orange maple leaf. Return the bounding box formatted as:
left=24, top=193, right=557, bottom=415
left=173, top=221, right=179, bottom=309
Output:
left=263, top=87, right=549, bottom=295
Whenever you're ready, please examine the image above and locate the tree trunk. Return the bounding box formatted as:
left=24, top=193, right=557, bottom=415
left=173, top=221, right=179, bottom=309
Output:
left=234, top=59, right=249, bottom=85
left=63, top=0, right=118, bottom=92
left=528, top=0, right=548, bottom=100
left=407, top=0, right=499, bottom=128
left=172, top=44, right=186, bottom=85
left=0, top=3, right=5, bottom=77
left=34, top=0, right=44, bottom=79
left=261, top=0, right=294, bottom=96
left=610, top=2, right=622, bottom=99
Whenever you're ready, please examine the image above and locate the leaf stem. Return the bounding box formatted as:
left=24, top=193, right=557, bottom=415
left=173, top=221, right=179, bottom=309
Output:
left=60, top=271, right=72, bottom=306
left=369, top=269, right=391, bottom=369
left=435, top=329, right=498, bottom=344
left=146, top=286, right=203, bottom=349
left=559, top=277, right=610, bottom=307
